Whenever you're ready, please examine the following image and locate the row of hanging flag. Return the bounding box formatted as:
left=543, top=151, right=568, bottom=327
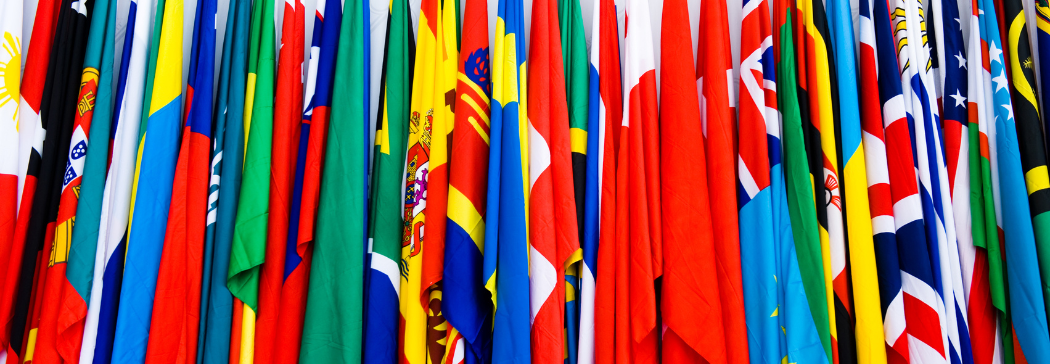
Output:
left=3, top=0, right=1050, bottom=361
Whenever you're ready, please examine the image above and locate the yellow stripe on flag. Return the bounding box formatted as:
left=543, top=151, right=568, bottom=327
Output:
left=448, top=186, right=486, bottom=251
left=1025, top=166, right=1050, bottom=195
left=239, top=304, right=256, bottom=364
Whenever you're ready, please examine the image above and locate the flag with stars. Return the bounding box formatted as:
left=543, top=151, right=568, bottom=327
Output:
left=978, top=0, right=1050, bottom=361
left=1000, top=0, right=1050, bottom=329
left=0, top=0, right=22, bottom=358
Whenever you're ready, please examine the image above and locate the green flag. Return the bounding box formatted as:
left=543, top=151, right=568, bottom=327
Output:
left=774, top=3, right=833, bottom=360
left=300, top=0, right=367, bottom=361
left=227, top=0, right=275, bottom=311
left=138, top=0, right=166, bottom=138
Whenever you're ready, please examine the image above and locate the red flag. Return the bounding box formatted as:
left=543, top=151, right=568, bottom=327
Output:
left=527, top=0, right=581, bottom=359
left=591, top=0, right=622, bottom=360
left=697, top=0, right=750, bottom=360
left=255, top=0, right=304, bottom=362
left=659, top=0, right=727, bottom=362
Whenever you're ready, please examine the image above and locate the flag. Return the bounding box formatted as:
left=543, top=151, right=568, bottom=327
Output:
left=771, top=0, right=833, bottom=360
left=0, top=0, right=21, bottom=357
left=442, top=0, right=492, bottom=358
left=1037, top=0, right=1050, bottom=139
left=737, top=0, right=783, bottom=361
left=1001, top=0, right=1050, bottom=327
left=964, top=0, right=1006, bottom=362
left=659, top=0, right=724, bottom=362
left=698, top=0, right=751, bottom=360
left=886, top=1, right=953, bottom=363
left=29, top=0, right=110, bottom=360
left=226, top=0, right=276, bottom=358
left=586, top=0, right=620, bottom=360
left=57, top=0, right=117, bottom=360
left=16, top=0, right=95, bottom=360
left=559, top=0, right=588, bottom=358
left=275, top=0, right=338, bottom=360
left=484, top=0, right=531, bottom=357
left=298, top=0, right=367, bottom=358
left=251, top=0, right=304, bottom=360
left=2, top=0, right=55, bottom=358
left=78, top=0, right=154, bottom=361
left=798, top=0, right=852, bottom=361
left=932, top=0, right=978, bottom=363
left=980, top=0, right=1050, bottom=360
left=108, top=0, right=184, bottom=360
left=142, top=0, right=213, bottom=359
left=528, top=0, right=581, bottom=361
left=858, top=0, right=910, bottom=362
left=362, top=0, right=407, bottom=360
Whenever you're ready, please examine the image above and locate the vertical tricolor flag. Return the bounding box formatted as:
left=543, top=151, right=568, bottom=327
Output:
left=965, top=0, right=1007, bottom=362
left=442, top=0, right=493, bottom=359
left=362, top=0, right=407, bottom=360
left=660, top=0, right=725, bottom=362
left=527, top=0, right=581, bottom=360
left=298, top=0, right=368, bottom=359
left=227, top=0, right=276, bottom=359
left=109, top=0, right=184, bottom=360
left=58, top=0, right=117, bottom=359
left=858, top=0, right=910, bottom=362
left=979, top=0, right=1050, bottom=361
left=586, top=0, right=620, bottom=360
left=143, top=0, right=214, bottom=359
left=737, top=0, right=783, bottom=361
left=198, top=0, right=250, bottom=360
left=771, top=0, right=833, bottom=360
left=79, top=0, right=155, bottom=361
left=827, top=0, right=887, bottom=360
left=484, top=0, right=531, bottom=357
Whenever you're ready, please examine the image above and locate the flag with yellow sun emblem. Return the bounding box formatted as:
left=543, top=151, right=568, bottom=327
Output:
left=0, top=2, right=19, bottom=361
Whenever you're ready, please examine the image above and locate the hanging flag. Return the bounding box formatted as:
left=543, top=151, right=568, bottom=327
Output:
left=587, top=0, right=620, bottom=360
left=362, top=0, right=407, bottom=360
left=828, top=0, right=886, bottom=359
left=30, top=0, right=110, bottom=358
left=226, top=0, right=276, bottom=359
left=78, top=0, right=154, bottom=361
left=2, top=0, right=55, bottom=358
left=298, top=0, right=367, bottom=358
left=1037, top=1, right=1050, bottom=138
left=979, top=0, right=1050, bottom=361
left=142, top=0, right=213, bottom=360
left=484, top=0, right=531, bottom=357
left=0, top=0, right=22, bottom=356
left=798, top=0, right=851, bottom=361
left=559, top=0, right=588, bottom=358
left=16, top=0, right=95, bottom=360
left=858, top=0, right=910, bottom=362
left=659, top=0, right=724, bottom=361
left=57, top=0, right=117, bottom=360
left=771, top=0, right=833, bottom=360
left=1001, top=0, right=1050, bottom=326
left=528, top=0, right=581, bottom=361
left=108, top=0, right=184, bottom=360
left=197, top=0, right=250, bottom=360
left=736, top=0, right=783, bottom=361
left=964, top=0, right=1006, bottom=362
left=932, top=0, right=978, bottom=363
left=250, top=0, right=304, bottom=360
left=698, top=0, right=751, bottom=361
left=442, top=0, right=492, bottom=359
